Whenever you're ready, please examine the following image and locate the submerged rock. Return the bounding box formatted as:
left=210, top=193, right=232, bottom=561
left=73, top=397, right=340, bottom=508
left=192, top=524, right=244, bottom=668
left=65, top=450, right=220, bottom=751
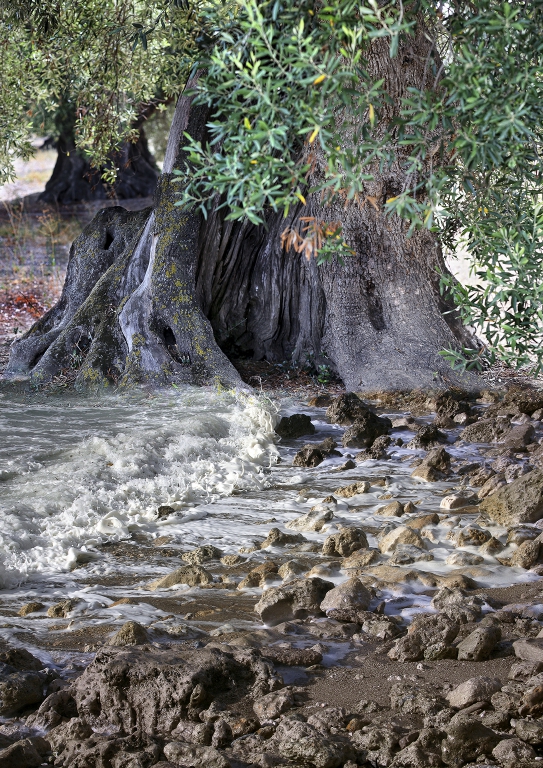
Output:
left=286, top=507, right=334, bottom=532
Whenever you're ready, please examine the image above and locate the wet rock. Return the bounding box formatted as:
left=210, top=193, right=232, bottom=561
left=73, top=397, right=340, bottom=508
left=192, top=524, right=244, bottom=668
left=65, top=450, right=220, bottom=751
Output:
left=18, top=602, right=44, bottom=617
left=447, top=677, right=502, bottom=709
left=513, top=638, right=543, bottom=663
left=341, top=549, right=379, bottom=572
left=440, top=494, right=477, bottom=510
left=480, top=469, right=543, bottom=525
left=320, top=578, right=372, bottom=621
left=221, top=554, right=245, bottom=566
left=405, top=513, right=440, bottom=529
left=183, top=545, right=223, bottom=564
left=449, top=524, right=491, bottom=547
left=278, top=560, right=308, bottom=580
left=317, top=437, right=342, bottom=457
left=445, top=551, right=484, bottom=566
left=163, top=742, right=231, bottom=768
left=389, top=545, right=434, bottom=565
left=0, top=739, right=43, bottom=768
left=260, top=528, right=306, bottom=549
left=238, top=561, right=279, bottom=590
left=293, top=445, right=324, bottom=467
left=334, top=481, right=371, bottom=497
left=254, top=577, right=334, bottom=626
left=441, top=719, right=500, bottom=765
left=411, top=447, right=451, bottom=481
left=253, top=688, right=294, bottom=720
left=407, top=423, right=447, bottom=449
left=378, top=500, right=404, bottom=517
left=456, top=625, right=501, bottom=661
left=479, top=536, right=504, bottom=554
left=502, top=423, right=536, bottom=451
left=379, top=526, right=426, bottom=553
left=326, top=392, right=374, bottom=425
left=286, top=507, right=334, bottom=532
left=506, top=525, right=540, bottom=545
left=510, top=538, right=541, bottom=569
left=108, top=620, right=150, bottom=646
left=157, top=505, right=176, bottom=519
left=275, top=414, right=315, bottom=439
left=75, top=646, right=281, bottom=734
left=308, top=394, right=334, bottom=407
left=477, top=473, right=507, bottom=499
left=342, top=414, right=392, bottom=449
left=322, top=528, right=368, bottom=557
left=356, top=433, right=392, bottom=460
left=492, top=737, right=536, bottom=767
left=47, top=598, right=80, bottom=618
left=148, top=564, right=213, bottom=589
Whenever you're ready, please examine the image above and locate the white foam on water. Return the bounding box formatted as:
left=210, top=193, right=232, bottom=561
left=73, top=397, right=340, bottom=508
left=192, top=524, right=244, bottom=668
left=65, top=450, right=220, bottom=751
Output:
left=0, top=388, right=279, bottom=584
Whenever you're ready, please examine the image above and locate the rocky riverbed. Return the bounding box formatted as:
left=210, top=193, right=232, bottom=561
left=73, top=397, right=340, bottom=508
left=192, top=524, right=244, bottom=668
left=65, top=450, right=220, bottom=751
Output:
left=2, top=385, right=543, bottom=767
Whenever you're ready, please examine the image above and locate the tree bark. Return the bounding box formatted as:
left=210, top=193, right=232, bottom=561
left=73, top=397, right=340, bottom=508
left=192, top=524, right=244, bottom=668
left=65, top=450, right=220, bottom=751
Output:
left=4, top=33, right=478, bottom=392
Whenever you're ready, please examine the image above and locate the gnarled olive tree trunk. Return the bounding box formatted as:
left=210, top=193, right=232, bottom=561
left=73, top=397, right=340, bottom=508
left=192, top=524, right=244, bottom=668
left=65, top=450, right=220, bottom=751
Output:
left=4, top=34, right=477, bottom=392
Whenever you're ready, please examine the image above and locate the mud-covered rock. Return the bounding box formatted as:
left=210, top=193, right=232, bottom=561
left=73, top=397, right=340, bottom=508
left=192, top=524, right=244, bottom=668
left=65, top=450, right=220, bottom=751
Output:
left=275, top=413, right=315, bottom=439
left=480, top=469, right=543, bottom=526
left=74, top=646, right=281, bottom=734
left=322, top=528, right=368, bottom=557
left=447, top=676, right=502, bottom=709
left=148, top=565, right=213, bottom=589
left=254, top=577, right=334, bottom=625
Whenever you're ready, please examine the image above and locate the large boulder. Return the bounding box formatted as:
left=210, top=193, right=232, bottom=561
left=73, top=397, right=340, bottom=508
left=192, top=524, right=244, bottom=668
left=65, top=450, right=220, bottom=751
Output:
left=480, top=469, right=543, bottom=525
left=74, top=646, right=280, bottom=735
left=254, top=577, right=334, bottom=626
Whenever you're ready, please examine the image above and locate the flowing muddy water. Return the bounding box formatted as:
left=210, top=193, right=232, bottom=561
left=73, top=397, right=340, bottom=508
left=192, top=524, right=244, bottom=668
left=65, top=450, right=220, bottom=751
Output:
left=0, top=387, right=540, bottom=672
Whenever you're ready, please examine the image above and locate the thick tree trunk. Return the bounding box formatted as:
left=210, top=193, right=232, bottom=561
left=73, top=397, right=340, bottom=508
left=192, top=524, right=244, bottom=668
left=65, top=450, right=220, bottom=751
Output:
left=4, top=32, right=478, bottom=392
left=39, top=119, right=159, bottom=205
left=4, top=80, right=245, bottom=390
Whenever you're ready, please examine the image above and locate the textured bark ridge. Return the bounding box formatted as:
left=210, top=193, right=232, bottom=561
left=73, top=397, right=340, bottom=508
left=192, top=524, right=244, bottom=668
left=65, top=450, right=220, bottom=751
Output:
left=4, top=36, right=477, bottom=392
left=4, top=84, right=245, bottom=390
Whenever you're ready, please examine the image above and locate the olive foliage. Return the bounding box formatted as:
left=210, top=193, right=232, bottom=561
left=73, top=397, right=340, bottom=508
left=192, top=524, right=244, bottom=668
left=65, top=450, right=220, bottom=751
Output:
left=1, top=0, right=543, bottom=372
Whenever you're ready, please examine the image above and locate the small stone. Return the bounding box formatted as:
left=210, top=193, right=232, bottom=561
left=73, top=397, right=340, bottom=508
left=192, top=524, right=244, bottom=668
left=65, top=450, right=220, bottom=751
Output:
left=108, top=621, right=150, bottom=646
left=450, top=524, right=491, bottom=547
left=275, top=414, right=315, bottom=439
left=515, top=718, right=543, bottom=745
left=221, top=554, right=245, bottom=566
left=157, top=505, right=176, bottom=519
left=293, top=445, right=324, bottom=467
left=286, top=507, right=333, bottom=532
left=334, top=481, right=371, bottom=497
left=378, top=501, right=404, bottom=517
left=47, top=598, right=80, bottom=618
left=513, top=637, right=543, bottom=663
left=253, top=689, right=294, bottom=720
left=322, top=528, right=368, bottom=557
left=148, top=565, right=213, bottom=590
left=389, top=545, right=433, bottom=565
left=411, top=447, right=451, bottom=482
left=456, top=625, right=501, bottom=661
left=479, top=536, right=504, bottom=555
left=278, top=560, right=308, bottom=580
left=260, top=527, right=305, bottom=549
left=379, top=526, right=426, bottom=554
left=18, top=602, right=44, bottom=617
left=445, top=551, right=484, bottom=566
left=447, top=677, right=502, bottom=709
left=320, top=577, right=372, bottom=619
left=182, top=545, right=222, bottom=564
left=440, top=494, right=477, bottom=510
left=341, top=549, right=379, bottom=571
left=326, top=392, right=374, bottom=425
left=405, top=513, right=440, bottom=529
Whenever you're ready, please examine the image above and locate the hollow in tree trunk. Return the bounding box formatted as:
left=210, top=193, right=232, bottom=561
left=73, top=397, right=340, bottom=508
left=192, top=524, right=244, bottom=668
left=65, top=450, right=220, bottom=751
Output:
left=4, top=41, right=477, bottom=392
